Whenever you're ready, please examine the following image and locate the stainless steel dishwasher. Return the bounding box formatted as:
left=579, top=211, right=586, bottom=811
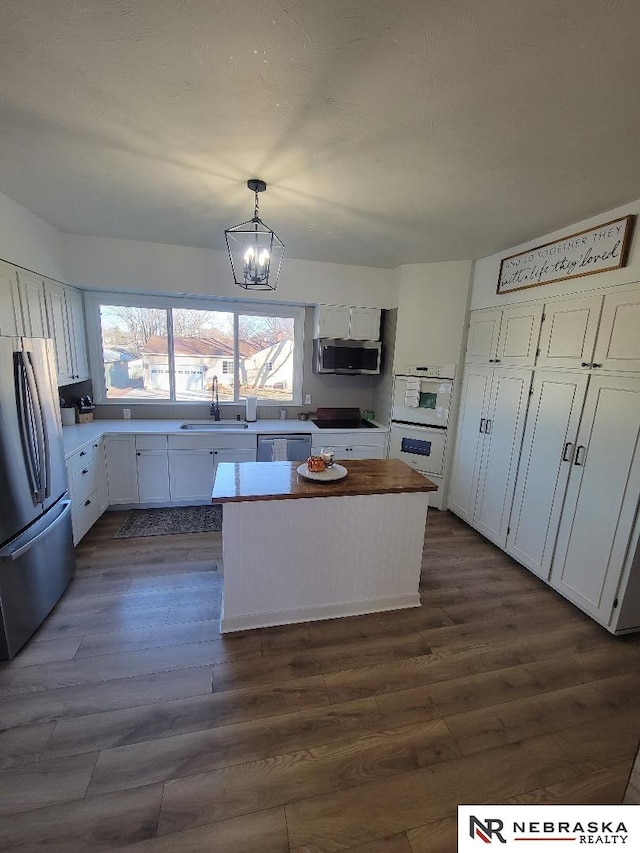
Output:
left=257, top=434, right=312, bottom=462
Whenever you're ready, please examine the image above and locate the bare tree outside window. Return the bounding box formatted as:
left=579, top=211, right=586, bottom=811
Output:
left=97, top=302, right=299, bottom=403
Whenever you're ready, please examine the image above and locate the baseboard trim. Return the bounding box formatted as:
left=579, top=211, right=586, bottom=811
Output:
left=220, top=593, right=421, bottom=633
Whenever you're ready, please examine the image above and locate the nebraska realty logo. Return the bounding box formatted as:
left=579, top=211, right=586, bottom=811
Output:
left=458, top=806, right=640, bottom=850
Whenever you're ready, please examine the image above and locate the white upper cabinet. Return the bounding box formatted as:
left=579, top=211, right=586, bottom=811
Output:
left=65, top=287, right=90, bottom=382
left=465, top=304, right=543, bottom=366
left=314, top=304, right=381, bottom=340
left=17, top=270, right=48, bottom=338
left=44, top=280, right=75, bottom=384
left=44, top=281, right=90, bottom=386
left=464, top=310, right=502, bottom=363
left=495, top=304, right=544, bottom=366
left=536, top=295, right=602, bottom=370
left=592, top=287, right=640, bottom=372
left=0, top=261, right=21, bottom=336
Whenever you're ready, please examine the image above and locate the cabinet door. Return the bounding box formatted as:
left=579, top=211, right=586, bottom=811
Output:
left=506, top=371, right=589, bottom=579
left=592, top=288, right=640, bottom=372
left=550, top=376, right=640, bottom=626
left=44, top=281, right=74, bottom=384
left=136, top=450, right=170, bottom=503
left=448, top=366, right=493, bottom=522
left=315, top=305, right=351, bottom=339
left=0, top=261, right=21, bottom=336
left=104, top=436, right=139, bottom=504
left=537, top=296, right=602, bottom=370
left=495, top=303, right=543, bottom=366
left=465, top=310, right=502, bottom=363
left=65, top=288, right=90, bottom=381
left=349, top=307, right=380, bottom=340
left=473, top=368, right=532, bottom=547
left=169, top=449, right=215, bottom=502
left=17, top=270, right=48, bottom=338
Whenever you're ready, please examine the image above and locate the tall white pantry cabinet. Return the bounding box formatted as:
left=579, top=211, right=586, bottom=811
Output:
left=449, top=285, right=640, bottom=634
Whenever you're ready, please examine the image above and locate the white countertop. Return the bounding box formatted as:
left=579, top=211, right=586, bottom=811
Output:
left=61, top=418, right=388, bottom=458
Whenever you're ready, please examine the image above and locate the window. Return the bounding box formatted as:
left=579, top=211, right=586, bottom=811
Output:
left=88, top=294, right=304, bottom=405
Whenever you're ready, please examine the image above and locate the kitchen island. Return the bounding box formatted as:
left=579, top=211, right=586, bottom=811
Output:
left=212, top=458, right=437, bottom=632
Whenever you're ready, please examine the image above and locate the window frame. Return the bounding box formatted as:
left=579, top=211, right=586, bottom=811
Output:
left=85, top=291, right=305, bottom=406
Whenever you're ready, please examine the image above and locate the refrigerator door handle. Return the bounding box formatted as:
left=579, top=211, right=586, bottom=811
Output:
left=25, top=352, right=50, bottom=500
left=0, top=500, right=72, bottom=561
left=15, top=352, right=42, bottom=502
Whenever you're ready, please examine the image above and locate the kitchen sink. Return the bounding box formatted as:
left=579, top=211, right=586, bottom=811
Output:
left=180, top=422, right=249, bottom=430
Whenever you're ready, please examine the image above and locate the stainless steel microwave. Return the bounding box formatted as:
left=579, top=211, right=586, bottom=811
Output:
left=312, top=338, right=382, bottom=374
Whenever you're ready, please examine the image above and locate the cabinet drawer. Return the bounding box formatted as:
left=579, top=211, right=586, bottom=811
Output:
left=72, top=489, right=101, bottom=544
left=135, top=434, right=168, bottom=451
left=72, top=457, right=97, bottom=505
left=68, top=443, right=96, bottom=475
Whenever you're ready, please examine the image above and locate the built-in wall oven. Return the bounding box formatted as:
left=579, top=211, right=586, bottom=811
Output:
left=388, top=365, right=455, bottom=510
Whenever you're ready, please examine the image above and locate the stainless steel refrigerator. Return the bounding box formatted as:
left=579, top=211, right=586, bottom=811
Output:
left=0, top=336, right=75, bottom=659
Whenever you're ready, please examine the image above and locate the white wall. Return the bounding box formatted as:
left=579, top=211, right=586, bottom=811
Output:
left=393, top=261, right=473, bottom=372
left=471, top=198, right=640, bottom=310
left=62, top=234, right=396, bottom=309
left=0, top=191, right=66, bottom=281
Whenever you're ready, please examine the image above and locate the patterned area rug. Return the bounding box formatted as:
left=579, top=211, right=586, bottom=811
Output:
left=114, top=505, right=223, bottom=538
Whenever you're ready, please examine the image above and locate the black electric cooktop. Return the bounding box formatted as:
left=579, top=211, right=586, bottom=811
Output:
left=311, top=418, right=378, bottom=429
left=311, top=407, right=379, bottom=430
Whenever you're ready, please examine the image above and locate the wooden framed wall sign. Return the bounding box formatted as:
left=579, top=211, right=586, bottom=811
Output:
left=497, top=214, right=635, bottom=294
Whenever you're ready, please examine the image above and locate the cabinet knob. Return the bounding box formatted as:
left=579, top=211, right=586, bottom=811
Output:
left=581, top=362, right=590, bottom=367
left=592, top=363, right=603, bottom=368
left=79, top=450, right=86, bottom=456
left=84, top=499, right=91, bottom=506
left=136, top=451, right=141, bottom=456
left=81, top=468, right=88, bottom=474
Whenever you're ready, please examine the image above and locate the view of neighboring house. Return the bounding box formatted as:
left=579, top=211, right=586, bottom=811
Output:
left=103, top=333, right=294, bottom=399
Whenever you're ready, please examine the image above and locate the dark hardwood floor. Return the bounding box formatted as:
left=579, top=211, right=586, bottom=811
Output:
left=1, top=509, right=639, bottom=852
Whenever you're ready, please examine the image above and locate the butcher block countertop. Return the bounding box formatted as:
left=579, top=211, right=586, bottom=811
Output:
left=212, top=458, right=437, bottom=504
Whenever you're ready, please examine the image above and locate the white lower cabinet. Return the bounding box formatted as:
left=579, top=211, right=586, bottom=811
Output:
left=449, top=366, right=531, bottom=547
left=104, top=435, right=139, bottom=505
left=310, top=430, right=387, bottom=460
left=168, top=450, right=215, bottom=503
left=135, top=435, right=170, bottom=504
left=549, top=375, right=640, bottom=631
left=505, top=371, right=589, bottom=579
left=167, top=434, right=257, bottom=503
left=67, top=440, right=107, bottom=545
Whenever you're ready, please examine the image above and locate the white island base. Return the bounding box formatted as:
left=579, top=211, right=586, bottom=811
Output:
left=220, top=491, right=430, bottom=633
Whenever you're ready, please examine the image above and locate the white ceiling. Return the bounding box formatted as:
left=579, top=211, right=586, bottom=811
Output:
left=1, top=0, right=640, bottom=269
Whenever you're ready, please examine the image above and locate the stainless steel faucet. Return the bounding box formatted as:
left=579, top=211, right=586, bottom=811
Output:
left=210, top=374, right=221, bottom=420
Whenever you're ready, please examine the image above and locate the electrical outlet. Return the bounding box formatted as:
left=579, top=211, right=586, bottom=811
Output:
left=122, top=408, right=131, bottom=420
left=304, top=394, right=312, bottom=405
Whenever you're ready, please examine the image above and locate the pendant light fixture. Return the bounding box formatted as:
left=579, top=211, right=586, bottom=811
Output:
left=224, top=179, right=284, bottom=291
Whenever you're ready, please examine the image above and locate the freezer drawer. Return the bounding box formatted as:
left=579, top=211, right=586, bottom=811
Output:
left=0, top=496, right=75, bottom=659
